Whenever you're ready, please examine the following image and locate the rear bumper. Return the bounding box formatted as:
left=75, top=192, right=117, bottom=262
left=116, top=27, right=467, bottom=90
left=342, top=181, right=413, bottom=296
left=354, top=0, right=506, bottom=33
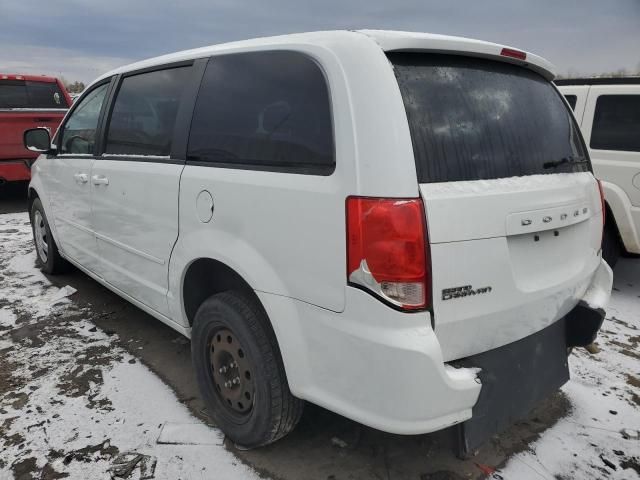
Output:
left=455, top=258, right=611, bottom=456
left=0, top=160, right=32, bottom=182
left=257, top=287, right=482, bottom=435
left=566, top=258, right=612, bottom=346
left=257, top=259, right=611, bottom=438
left=455, top=317, right=570, bottom=457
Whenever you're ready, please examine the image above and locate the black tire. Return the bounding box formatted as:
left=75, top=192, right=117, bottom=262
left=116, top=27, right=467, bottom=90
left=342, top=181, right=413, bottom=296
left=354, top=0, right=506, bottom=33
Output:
left=602, top=221, right=621, bottom=268
left=191, top=290, right=303, bottom=448
left=30, top=198, right=70, bottom=274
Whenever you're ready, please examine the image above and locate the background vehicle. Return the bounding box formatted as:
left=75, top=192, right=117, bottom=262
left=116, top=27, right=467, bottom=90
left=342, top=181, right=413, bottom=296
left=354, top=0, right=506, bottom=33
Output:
left=24, top=31, right=612, bottom=455
left=0, top=74, right=71, bottom=185
left=557, top=78, right=640, bottom=266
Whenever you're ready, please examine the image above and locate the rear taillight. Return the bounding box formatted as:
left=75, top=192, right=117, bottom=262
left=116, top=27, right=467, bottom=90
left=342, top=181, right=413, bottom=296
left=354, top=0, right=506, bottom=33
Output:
left=597, top=179, right=606, bottom=247
left=346, top=197, right=430, bottom=310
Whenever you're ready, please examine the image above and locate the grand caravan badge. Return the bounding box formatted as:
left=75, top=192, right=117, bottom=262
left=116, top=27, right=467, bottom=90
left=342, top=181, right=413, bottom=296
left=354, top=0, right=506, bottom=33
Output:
left=442, top=285, right=492, bottom=301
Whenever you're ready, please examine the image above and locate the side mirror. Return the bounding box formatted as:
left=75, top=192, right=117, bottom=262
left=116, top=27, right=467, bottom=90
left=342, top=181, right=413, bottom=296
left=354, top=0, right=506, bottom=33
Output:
left=24, top=128, right=52, bottom=153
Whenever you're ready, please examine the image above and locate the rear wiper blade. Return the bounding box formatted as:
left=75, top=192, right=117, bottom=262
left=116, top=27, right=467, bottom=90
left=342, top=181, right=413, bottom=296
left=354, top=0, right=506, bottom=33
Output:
left=543, top=156, right=589, bottom=169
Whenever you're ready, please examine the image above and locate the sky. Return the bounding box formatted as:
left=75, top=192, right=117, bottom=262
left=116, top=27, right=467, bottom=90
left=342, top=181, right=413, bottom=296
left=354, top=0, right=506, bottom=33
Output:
left=1, top=0, right=639, bottom=85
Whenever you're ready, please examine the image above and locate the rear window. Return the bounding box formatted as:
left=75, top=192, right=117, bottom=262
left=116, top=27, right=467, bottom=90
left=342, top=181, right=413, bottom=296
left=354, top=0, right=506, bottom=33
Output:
left=390, top=54, right=588, bottom=183
left=0, top=80, right=68, bottom=109
left=590, top=95, right=640, bottom=152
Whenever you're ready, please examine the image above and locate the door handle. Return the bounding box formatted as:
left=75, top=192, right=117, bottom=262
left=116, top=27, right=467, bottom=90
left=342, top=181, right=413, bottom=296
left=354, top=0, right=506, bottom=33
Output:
left=92, top=174, right=109, bottom=186
left=73, top=173, right=88, bottom=184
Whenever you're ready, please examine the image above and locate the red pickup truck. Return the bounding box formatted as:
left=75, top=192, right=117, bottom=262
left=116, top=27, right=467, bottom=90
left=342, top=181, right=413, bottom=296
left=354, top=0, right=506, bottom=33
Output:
left=0, top=74, right=71, bottom=184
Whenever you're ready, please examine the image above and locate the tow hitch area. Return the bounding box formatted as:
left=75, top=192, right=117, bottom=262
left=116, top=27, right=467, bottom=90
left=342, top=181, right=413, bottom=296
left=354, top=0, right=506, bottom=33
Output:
left=453, top=259, right=612, bottom=457
left=567, top=259, right=612, bottom=347
left=566, top=300, right=606, bottom=347
left=453, top=318, right=570, bottom=458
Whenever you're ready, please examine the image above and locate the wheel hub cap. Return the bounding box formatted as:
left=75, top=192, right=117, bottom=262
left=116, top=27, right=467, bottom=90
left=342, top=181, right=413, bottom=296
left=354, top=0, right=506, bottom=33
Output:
left=210, top=328, right=254, bottom=414
left=33, top=211, right=48, bottom=263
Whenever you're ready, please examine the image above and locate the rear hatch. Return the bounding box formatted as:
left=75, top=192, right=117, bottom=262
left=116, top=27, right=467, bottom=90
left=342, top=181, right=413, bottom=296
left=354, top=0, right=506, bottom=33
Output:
left=390, top=53, right=603, bottom=361
left=0, top=78, right=69, bottom=161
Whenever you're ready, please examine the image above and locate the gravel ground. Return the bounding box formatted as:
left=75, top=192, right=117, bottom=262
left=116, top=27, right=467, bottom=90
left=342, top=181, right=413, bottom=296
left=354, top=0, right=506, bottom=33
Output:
left=0, top=210, right=638, bottom=480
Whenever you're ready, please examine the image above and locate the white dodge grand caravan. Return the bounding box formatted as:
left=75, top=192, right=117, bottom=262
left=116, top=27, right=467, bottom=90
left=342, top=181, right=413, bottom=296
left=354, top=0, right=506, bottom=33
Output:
left=24, top=31, right=613, bottom=456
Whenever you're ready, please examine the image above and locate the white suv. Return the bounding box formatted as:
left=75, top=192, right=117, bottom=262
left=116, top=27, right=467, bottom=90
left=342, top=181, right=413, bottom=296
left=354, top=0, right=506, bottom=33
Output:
left=24, top=31, right=612, bottom=456
left=557, top=78, right=640, bottom=267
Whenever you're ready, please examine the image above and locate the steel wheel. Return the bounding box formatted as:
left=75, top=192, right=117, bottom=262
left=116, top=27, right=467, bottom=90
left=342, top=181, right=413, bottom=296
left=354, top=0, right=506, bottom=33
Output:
left=33, top=210, right=49, bottom=263
left=192, top=291, right=303, bottom=447
left=210, top=328, right=255, bottom=415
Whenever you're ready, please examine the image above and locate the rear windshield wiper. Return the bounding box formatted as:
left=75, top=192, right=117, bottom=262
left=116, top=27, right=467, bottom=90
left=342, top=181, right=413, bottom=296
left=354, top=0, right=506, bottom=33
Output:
left=543, top=156, right=589, bottom=169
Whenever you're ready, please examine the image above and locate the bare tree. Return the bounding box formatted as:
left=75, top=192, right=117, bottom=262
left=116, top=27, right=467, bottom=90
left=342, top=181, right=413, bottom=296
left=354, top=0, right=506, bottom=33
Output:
left=64, top=80, right=86, bottom=94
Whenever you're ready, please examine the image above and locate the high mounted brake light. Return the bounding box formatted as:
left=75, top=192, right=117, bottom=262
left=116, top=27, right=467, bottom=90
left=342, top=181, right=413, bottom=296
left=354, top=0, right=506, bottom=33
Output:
left=346, top=197, right=430, bottom=310
left=500, top=48, right=527, bottom=61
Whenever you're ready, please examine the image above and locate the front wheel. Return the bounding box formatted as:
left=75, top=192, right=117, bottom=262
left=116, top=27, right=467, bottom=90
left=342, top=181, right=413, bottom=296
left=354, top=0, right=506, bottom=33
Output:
left=30, top=198, right=70, bottom=274
left=191, top=291, right=303, bottom=448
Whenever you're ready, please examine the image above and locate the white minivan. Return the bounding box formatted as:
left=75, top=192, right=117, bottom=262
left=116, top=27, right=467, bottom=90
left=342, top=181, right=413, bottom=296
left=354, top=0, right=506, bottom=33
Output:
left=557, top=78, right=640, bottom=267
left=24, top=31, right=612, bottom=456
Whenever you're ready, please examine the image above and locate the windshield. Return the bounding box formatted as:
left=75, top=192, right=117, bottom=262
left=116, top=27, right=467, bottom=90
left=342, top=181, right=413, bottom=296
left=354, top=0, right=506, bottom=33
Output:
left=389, top=53, right=589, bottom=183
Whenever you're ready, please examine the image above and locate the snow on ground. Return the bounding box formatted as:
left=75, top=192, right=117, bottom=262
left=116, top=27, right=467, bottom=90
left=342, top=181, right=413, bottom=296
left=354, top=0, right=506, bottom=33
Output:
left=0, top=213, right=258, bottom=479
left=498, top=260, right=640, bottom=479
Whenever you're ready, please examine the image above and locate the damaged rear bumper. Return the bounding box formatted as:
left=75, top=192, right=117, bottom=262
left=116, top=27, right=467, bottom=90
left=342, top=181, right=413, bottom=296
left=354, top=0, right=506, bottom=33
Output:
left=567, top=258, right=613, bottom=347
left=453, top=258, right=613, bottom=457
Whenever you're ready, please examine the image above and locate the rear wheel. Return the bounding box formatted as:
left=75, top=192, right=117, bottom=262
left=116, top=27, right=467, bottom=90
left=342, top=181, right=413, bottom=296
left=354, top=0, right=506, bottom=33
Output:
left=602, top=221, right=621, bottom=268
left=191, top=291, right=303, bottom=448
left=30, top=198, right=69, bottom=274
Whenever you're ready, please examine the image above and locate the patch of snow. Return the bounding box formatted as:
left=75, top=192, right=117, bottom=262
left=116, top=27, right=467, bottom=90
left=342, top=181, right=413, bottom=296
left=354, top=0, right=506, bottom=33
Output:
left=444, top=364, right=481, bottom=382
left=0, top=307, right=17, bottom=328
left=50, top=285, right=78, bottom=302
left=423, top=172, right=594, bottom=197
left=331, top=437, right=349, bottom=449
left=0, top=213, right=258, bottom=480
left=581, top=258, right=614, bottom=310
left=157, top=422, right=225, bottom=445
left=498, top=258, right=640, bottom=479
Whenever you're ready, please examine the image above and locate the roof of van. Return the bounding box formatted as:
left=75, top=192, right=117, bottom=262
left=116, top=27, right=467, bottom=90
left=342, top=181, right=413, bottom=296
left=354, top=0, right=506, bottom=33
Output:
left=555, top=76, right=640, bottom=86
left=95, top=30, right=556, bottom=83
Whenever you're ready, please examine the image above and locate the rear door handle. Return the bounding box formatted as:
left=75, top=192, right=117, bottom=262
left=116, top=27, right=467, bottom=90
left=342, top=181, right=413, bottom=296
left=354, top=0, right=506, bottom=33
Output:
left=73, top=173, right=88, bottom=184
left=92, top=174, right=109, bottom=186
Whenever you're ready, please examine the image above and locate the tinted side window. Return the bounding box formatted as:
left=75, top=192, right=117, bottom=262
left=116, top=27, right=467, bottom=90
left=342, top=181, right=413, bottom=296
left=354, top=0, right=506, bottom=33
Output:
left=188, top=51, right=334, bottom=174
left=0, top=80, right=29, bottom=108
left=105, top=67, right=191, bottom=156
left=564, top=95, right=577, bottom=110
left=60, top=83, right=109, bottom=154
left=590, top=95, right=640, bottom=152
left=0, top=80, right=68, bottom=108
left=26, top=81, right=68, bottom=108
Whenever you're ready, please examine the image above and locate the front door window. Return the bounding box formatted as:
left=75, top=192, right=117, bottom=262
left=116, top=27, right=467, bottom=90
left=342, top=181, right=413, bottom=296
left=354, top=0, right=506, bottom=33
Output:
left=59, top=83, right=109, bottom=155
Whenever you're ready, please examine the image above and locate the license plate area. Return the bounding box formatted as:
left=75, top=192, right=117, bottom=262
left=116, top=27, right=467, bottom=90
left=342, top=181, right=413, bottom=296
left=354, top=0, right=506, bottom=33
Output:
left=453, top=318, right=570, bottom=458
